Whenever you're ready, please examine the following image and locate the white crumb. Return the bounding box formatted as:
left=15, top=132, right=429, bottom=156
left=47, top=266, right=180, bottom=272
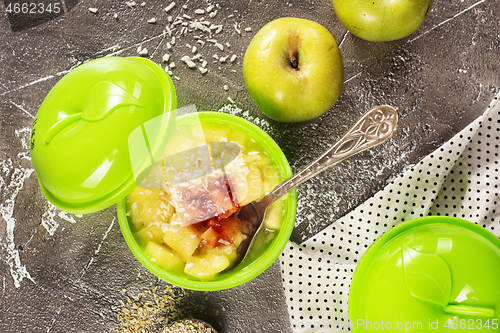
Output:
left=165, top=2, right=175, bottom=12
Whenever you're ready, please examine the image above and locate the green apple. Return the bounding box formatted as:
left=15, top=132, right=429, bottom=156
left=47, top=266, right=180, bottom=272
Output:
left=332, top=0, right=433, bottom=42
left=243, top=17, right=344, bottom=123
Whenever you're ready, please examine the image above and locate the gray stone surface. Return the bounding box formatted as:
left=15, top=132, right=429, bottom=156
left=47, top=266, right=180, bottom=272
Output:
left=0, top=0, right=499, bottom=332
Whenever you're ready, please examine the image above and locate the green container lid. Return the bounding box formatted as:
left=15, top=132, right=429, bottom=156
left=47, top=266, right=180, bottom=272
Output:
left=349, top=216, right=500, bottom=332
left=30, top=57, right=177, bottom=214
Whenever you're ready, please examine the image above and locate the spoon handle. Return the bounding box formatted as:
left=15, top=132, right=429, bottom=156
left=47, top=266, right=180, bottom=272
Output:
left=270, top=105, right=398, bottom=200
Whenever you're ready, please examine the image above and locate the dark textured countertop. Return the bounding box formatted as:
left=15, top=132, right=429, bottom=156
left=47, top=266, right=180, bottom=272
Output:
left=1, top=0, right=499, bottom=332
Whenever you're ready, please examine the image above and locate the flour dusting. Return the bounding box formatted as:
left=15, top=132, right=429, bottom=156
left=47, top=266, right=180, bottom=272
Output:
left=0, top=127, right=81, bottom=288
left=0, top=157, right=35, bottom=288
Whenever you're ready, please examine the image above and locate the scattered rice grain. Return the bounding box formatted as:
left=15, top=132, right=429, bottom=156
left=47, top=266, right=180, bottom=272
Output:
left=165, top=2, right=175, bottom=12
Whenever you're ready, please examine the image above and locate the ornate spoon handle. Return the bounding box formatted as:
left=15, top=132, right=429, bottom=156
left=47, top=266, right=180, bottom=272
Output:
left=270, top=105, right=398, bottom=200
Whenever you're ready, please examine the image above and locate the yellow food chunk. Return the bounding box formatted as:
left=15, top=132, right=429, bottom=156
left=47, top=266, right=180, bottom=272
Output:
left=263, top=199, right=284, bottom=230
left=144, top=241, right=184, bottom=272
left=163, top=225, right=201, bottom=262
left=244, top=162, right=265, bottom=204
left=262, top=164, right=282, bottom=194
left=134, top=225, right=165, bottom=248
left=224, top=155, right=249, bottom=205
left=255, top=154, right=273, bottom=170
left=126, top=187, right=173, bottom=231
left=184, top=251, right=230, bottom=280
left=229, top=130, right=248, bottom=148
left=162, top=129, right=206, bottom=159
left=242, top=151, right=261, bottom=165
left=201, top=123, right=231, bottom=142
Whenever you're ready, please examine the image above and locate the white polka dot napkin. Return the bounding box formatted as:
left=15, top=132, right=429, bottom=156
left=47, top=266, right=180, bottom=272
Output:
left=280, top=92, right=500, bottom=332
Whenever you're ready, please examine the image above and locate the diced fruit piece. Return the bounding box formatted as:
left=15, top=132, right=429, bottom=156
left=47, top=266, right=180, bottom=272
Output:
left=216, top=143, right=241, bottom=169
left=256, top=154, right=273, bottom=172
left=201, top=123, right=231, bottom=142
left=144, top=241, right=185, bottom=272
left=200, top=227, right=220, bottom=248
left=243, top=151, right=261, bottom=165
left=199, top=216, right=243, bottom=248
left=184, top=252, right=230, bottom=280
left=225, top=156, right=249, bottom=205
left=126, top=187, right=172, bottom=231
left=134, top=225, right=165, bottom=248
left=262, top=165, right=282, bottom=194
left=244, top=162, right=265, bottom=204
left=163, top=225, right=201, bottom=262
left=218, top=216, right=243, bottom=246
left=162, top=129, right=206, bottom=159
left=230, top=130, right=248, bottom=148
left=263, top=200, right=284, bottom=230
left=218, top=245, right=238, bottom=265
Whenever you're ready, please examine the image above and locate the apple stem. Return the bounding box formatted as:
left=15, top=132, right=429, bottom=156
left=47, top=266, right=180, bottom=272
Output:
left=290, top=56, right=299, bottom=69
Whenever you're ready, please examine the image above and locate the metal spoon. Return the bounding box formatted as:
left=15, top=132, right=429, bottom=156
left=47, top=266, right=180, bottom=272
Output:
left=235, top=105, right=399, bottom=266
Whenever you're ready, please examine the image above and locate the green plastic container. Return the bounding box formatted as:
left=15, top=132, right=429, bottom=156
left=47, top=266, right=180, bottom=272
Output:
left=117, top=112, right=297, bottom=291
left=349, top=216, right=500, bottom=332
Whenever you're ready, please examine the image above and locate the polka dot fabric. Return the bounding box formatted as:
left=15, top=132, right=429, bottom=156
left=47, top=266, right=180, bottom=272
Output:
left=280, top=93, right=500, bottom=333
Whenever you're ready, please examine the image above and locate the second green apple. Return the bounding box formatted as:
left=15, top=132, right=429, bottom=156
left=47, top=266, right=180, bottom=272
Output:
left=243, top=17, right=344, bottom=123
left=332, top=0, right=433, bottom=42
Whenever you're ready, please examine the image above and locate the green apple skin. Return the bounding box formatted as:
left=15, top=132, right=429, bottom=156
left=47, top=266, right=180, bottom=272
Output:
left=332, top=0, right=433, bottom=42
left=243, top=17, right=344, bottom=123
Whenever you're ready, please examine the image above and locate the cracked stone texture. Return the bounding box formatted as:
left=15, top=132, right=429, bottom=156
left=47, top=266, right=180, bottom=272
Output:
left=0, top=0, right=499, bottom=332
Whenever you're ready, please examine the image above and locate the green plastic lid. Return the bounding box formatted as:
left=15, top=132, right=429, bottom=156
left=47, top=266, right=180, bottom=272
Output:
left=30, top=57, right=177, bottom=214
left=349, top=216, right=500, bottom=332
